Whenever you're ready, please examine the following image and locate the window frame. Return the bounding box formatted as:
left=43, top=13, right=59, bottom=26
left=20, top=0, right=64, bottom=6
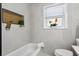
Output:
left=43, top=3, right=68, bottom=29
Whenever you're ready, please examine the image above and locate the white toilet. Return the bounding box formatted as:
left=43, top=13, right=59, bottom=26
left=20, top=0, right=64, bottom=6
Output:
left=55, top=49, right=73, bottom=56
left=54, top=38, right=79, bottom=56
left=71, top=38, right=79, bottom=56
left=76, top=38, right=79, bottom=46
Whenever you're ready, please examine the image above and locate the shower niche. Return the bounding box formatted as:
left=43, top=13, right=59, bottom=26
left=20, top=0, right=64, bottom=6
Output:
left=2, top=8, right=24, bottom=30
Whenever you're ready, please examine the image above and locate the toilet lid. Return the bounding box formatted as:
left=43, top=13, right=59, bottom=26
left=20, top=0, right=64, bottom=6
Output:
left=55, top=49, right=73, bottom=56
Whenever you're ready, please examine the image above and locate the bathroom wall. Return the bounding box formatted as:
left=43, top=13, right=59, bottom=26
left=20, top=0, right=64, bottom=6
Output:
left=30, top=3, right=79, bottom=55
left=2, top=3, right=31, bottom=55
left=71, top=4, right=79, bottom=39
left=2, top=3, right=79, bottom=56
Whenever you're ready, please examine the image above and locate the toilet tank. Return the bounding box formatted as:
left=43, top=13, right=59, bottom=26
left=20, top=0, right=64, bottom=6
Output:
left=76, top=38, right=79, bottom=46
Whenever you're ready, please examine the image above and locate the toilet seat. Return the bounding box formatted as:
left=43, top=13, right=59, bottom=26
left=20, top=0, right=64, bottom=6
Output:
left=55, top=49, right=73, bottom=56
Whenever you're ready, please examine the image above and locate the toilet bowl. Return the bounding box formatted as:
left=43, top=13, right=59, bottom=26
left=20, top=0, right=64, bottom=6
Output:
left=55, top=49, right=73, bottom=56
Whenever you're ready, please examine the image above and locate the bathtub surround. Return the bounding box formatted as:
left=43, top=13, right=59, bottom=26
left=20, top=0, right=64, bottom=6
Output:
left=2, top=3, right=31, bottom=55
left=30, top=3, right=79, bottom=55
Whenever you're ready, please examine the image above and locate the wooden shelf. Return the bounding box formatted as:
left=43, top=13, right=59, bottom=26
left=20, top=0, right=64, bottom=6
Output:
left=2, top=8, right=24, bottom=25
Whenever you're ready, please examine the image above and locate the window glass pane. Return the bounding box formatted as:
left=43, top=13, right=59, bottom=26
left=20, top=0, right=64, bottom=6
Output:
left=47, top=17, right=64, bottom=27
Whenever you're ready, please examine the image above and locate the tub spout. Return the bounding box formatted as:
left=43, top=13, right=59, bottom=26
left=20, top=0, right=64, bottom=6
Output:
left=38, top=42, right=44, bottom=48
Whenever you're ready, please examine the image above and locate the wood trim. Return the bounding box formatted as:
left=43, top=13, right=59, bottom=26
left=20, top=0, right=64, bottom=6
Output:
left=2, top=8, right=24, bottom=17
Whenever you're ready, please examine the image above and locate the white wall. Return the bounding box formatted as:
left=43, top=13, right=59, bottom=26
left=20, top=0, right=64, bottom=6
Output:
left=2, top=3, right=31, bottom=55
left=30, top=3, right=79, bottom=55
left=2, top=3, right=79, bottom=56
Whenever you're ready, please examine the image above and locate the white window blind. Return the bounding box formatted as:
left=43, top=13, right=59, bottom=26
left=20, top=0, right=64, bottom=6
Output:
left=46, top=4, right=64, bottom=18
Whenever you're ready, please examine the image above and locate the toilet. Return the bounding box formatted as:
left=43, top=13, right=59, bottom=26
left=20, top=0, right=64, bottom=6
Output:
left=71, top=38, right=79, bottom=56
left=55, top=49, right=73, bottom=56
left=76, top=38, right=79, bottom=46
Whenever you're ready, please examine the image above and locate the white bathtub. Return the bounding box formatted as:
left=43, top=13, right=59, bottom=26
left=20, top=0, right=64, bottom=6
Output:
left=6, top=42, right=44, bottom=56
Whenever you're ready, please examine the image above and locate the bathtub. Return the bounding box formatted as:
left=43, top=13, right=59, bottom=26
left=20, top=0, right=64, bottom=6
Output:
left=6, top=42, right=44, bottom=56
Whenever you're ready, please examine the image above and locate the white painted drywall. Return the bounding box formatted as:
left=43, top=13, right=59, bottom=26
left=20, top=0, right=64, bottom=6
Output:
left=2, top=3, right=79, bottom=56
left=30, top=3, right=79, bottom=55
left=2, top=3, right=31, bottom=55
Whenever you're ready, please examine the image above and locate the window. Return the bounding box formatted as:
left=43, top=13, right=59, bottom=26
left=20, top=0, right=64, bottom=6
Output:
left=43, top=4, right=68, bottom=29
